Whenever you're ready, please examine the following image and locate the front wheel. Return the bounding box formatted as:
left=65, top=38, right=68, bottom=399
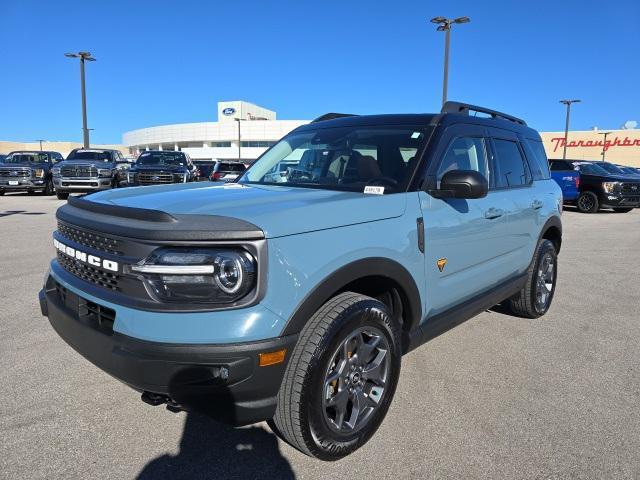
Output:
left=271, top=292, right=401, bottom=460
left=577, top=191, right=599, bottom=213
left=507, top=239, right=558, bottom=318
left=56, top=191, right=69, bottom=200
left=42, top=179, right=54, bottom=196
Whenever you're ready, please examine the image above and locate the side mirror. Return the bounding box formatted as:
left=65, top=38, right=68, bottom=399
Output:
left=430, top=170, right=488, bottom=199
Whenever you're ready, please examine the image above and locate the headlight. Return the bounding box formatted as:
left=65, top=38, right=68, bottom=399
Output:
left=129, top=248, right=256, bottom=304
left=98, top=168, right=111, bottom=177
left=52, top=167, right=61, bottom=176
left=602, top=182, right=620, bottom=193
left=34, top=168, right=44, bottom=178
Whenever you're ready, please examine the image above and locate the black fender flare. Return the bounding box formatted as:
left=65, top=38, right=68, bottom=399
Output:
left=538, top=215, right=562, bottom=253
left=281, top=257, right=422, bottom=336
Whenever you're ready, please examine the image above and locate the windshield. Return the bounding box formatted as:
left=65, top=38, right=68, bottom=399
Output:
left=67, top=150, right=113, bottom=162
left=240, top=125, right=430, bottom=193
left=219, top=163, right=246, bottom=172
left=596, top=162, right=626, bottom=175
left=4, top=152, right=48, bottom=163
left=137, top=151, right=187, bottom=166
left=574, top=162, right=609, bottom=175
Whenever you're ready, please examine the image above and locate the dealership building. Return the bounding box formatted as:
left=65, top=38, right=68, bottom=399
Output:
left=122, top=101, right=308, bottom=162
left=123, top=100, right=640, bottom=167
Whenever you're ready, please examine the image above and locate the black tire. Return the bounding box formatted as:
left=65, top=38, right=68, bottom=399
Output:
left=56, top=191, right=69, bottom=200
left=507, top=239, right=558, bottom=318
left=612, top=208, right=633, bottom=213
left=576, top=191, right=599, bottom=213
left=41, top=179, right=54, bottom=196
left=271, top=292, right=401, bottom=460
left=0, top=191, right=4, bottom=196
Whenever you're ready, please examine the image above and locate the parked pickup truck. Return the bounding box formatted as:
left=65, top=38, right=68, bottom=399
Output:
left=549, top=159, right=580, bottom=203
left=0, top=150, right=64, bottom=195
left=40, top=101, right=562, bottom=460
left=52, top=148, right=127, bottom=199
left=127, top=151, right=197, bottom=186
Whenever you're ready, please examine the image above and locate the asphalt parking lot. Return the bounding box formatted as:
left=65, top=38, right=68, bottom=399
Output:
left=1, top=193, right=639, bottom=479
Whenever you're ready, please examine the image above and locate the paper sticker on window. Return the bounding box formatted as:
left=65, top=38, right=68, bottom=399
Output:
left=411, top=132, right=422, bottom=139
left=364, top=186, right=385, bottom=195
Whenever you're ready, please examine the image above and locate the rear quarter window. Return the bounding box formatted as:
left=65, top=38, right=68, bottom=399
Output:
left=524, top=139, right=551, bottom=180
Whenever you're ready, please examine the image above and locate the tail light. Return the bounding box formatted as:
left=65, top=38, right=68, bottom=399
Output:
left=211, top=171, right=222, bottom=180
left=575, top=176, right=580, bottom=188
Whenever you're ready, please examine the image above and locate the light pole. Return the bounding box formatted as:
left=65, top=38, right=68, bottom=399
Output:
left=431, top=16, right=470, bottom=106
left=235, top=118, right=242, bottom=162
left=598, top=131, right=612, bottom=161
left=559, top=99, right=580, bottom=160
left=65, top=51, right=96, bottom=148
left=35, top=139, right=45, bottom=151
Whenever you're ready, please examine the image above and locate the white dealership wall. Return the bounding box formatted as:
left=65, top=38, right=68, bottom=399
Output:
left=123, top=101, right=308, bottom=161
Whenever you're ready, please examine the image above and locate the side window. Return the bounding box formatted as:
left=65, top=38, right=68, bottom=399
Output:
left=524, top=139, right=550, bottom=180
left=437, top=137, right=488, bottom=186
left=492, top=139, right=530, bottom=188
left=550, top=160, right=570, bottom=171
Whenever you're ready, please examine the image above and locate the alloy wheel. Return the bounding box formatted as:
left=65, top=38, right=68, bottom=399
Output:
left=322, top=326, right=390, bottom=434
left=535, top=253, right=555, bottom=312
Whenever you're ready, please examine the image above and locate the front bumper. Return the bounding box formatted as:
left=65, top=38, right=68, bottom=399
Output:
left=54, top=177, right=112, bottom=192
left=39, top=275, right=296, bottom=425
left=600, top=194, right=640, bottom=209
left=0, top=178, right=46, bottom=191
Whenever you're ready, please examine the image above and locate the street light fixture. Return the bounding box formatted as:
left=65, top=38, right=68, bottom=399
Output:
left=65, top=51, right=96, bottom=148
left=559, top=99, right=581, bottom=160
left=598, top=131, right=612, bottom=161
left=431, top=16, right=470, bottom=106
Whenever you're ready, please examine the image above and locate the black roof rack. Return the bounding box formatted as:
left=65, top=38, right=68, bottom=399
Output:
left=441, top=101, right=527, bottom=126
left=311, top=112, right=358, bottom=123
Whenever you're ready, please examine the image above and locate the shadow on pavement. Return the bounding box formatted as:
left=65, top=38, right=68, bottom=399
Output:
left=0, top=210, right=46, bottom=217
left=137, top=412, right=295, bottom=480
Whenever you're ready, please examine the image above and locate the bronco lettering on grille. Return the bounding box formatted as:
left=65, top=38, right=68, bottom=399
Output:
left=53, top=238, right=119, bottom=272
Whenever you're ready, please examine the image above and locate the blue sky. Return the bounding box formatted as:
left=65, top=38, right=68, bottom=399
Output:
left=0, top=0, right=638, bottom=144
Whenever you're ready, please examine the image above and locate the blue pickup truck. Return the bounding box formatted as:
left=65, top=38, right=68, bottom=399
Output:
left=549, top=159, right=580, bottom=202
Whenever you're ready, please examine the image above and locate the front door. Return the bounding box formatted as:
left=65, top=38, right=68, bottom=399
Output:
left=419, top=124, right=511, bottom=318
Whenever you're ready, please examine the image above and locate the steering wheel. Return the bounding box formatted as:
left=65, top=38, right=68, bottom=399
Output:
left=366, top=176, right=398, bottom=188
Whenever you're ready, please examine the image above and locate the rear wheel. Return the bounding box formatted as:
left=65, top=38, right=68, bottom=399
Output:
left=42, top=179, right=54, bottom=196
left=577, top=191, right=599, bottom=213
left=56, top=191, right=69, bottom=200
left=271, top=292, right=401, bottom=460
left=613, top=208, right=633, bottom=213
left=507, top=239, right=557, bottom=318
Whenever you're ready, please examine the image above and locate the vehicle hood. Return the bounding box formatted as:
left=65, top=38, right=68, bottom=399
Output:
left=87, top=182, right=407, bottom=238
left=130, top=164, right=187, bottom=172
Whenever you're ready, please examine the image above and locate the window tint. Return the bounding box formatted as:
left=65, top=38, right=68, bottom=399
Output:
left=493, top=139, right=529, bottom=188
left=524, top=139, right=551, bottom=180
left=437, top=137, right=488, bottom=185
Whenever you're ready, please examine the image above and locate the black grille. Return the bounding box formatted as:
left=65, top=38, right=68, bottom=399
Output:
left=82, top=300, right=116, bottom=332
left=0, top=167, right=31, bottom=177
left=621, top=183, right=640, bottom=194
left=61, top=165, right=97, bottom=177
left=57, top=251, right=120, bottom=291
left=57, top=222, right=124, bottom=255
left=136, top=171, right=177, bottom=185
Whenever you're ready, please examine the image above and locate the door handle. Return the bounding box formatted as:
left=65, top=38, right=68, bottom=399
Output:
left=531, top=200, right=543, bottom=210
left=484, top=208, right=504, bottom=219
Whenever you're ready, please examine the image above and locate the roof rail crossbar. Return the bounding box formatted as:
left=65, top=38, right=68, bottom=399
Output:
left=311, top=112, right=358, bottom=123
left=441, top=101, right=527, bottom=126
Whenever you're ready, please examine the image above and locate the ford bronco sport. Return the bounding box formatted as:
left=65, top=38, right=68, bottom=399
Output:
left=40, top=102, right=562, bottom=460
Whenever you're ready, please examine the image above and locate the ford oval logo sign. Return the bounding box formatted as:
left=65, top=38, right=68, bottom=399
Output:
left=222, top=107, right=236, bottom=116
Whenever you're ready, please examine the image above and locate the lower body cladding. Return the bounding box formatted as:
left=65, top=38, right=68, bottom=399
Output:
left=39, top=274, right=297, bottom=426
left=0, top=178, right=47, bottom=193
left=54, top=177, right=112, bottom=193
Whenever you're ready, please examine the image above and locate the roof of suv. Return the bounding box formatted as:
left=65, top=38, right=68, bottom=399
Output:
left=297, top=101, right=539, bottom=138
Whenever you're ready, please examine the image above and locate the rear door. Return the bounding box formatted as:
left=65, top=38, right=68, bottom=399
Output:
left=419, top=124, right=512, bottom=317
left=487, top=128, right=537, bottom=274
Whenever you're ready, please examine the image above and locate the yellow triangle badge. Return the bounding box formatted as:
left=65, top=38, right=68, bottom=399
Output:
left=436, top=258, right=447, bottom=272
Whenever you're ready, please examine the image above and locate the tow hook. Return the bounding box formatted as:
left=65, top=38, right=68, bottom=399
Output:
left=141, top=391, right=183, bottom=412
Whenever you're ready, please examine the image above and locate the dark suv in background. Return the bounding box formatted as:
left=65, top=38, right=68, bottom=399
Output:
left=53, top=149, right=126, bottom=200
left=127, top=151, right=197, bottom=186
left=209, top=161, right=246, bottom=181
left=550, top=159, right=640, bottom=213
left=0, top=150, right=64, bottom=195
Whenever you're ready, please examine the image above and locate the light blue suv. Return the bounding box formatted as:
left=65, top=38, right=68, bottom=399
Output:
left=40, top=102, right=562, bottom=460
